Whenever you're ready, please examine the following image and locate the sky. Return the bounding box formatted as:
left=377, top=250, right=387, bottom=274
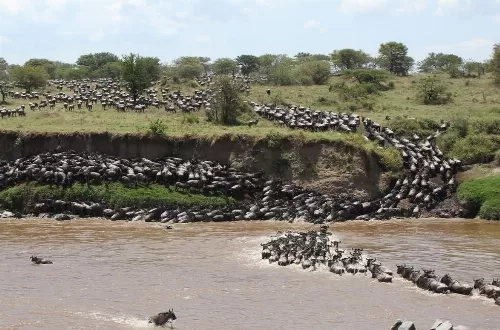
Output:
left=0, top=0, right=499, bottom=65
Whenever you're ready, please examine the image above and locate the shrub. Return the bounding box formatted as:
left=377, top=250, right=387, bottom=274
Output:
left=207, top=76, right=248, bottom=125
left=0, top=183, right=235, bottom=212
left=389, top=118, right=440, bottom=138
left=296, top=60, right=331, bottom=85
left=416, top=77, right=452, bottom=105
left=458, top=175, right=500, bottom=220
left=147, top=119, right=167, bottom=135
left=182, top=114, right=200, bottom=124
left=470, top=119, right=500, bottom=135
left=266, top=131, right=287, bottom=148
left=450, top=134, right=498, bottom=164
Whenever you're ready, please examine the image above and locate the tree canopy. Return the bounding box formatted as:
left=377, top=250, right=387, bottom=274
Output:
left=377, top=42, right=414, bottom=76
left=492, top=43, right=500, bottom=86
left=212, top=58, right=238, bottom=75
left=24, top=58, right=56, bottom=79
left=418, top=52, right=463, bottom=73
left=121, top=53, right=160, bottom=102
left=236, top=55, right=260, bottom=75
left=331, top=49, right=371, bottom=71
left=76, top=52, right=119, bottom=71
left=12, top=65, right=49, bottom=92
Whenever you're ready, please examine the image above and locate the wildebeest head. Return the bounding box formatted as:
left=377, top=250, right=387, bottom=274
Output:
left=474, top=278, right=486, bottom=289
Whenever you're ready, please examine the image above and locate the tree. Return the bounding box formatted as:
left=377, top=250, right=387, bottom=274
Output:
left=76, top=52, right=119, bottom=71
left=212, top=58, right=239, bottom=76
left=491, top=43, right=500, bottom=86
left=297, top=60, right=331, bottom=85
left=142, top=57, right=161, bottom=81
left=295, top=53, right=330, bottom=62
left=0, top=58, right=10, bottom=103
left=331, top=49, right=371, bottom=71
left=101, top=61, right=122, bottom=79
left=121, top=53, right=156, bottom=102
left=377, top=42, right=413, bottom=75
left=12, top=65, right=49, bottom=92
left=236, top=55, right=260, bottom=75
left=208, top=76, right=247, bottom=125
left=258, top=54, right=279, bottom=79
left=0, top=57, right=10, bottom=82
left=418, top=52, right=463, bottom=73
left=24, top=58, right=56, bottom=79
left=171, top=57, right=205, bottom=80
left=462, top=60, right=483, bottom=77
left=341, top=69, right=390, bottom=85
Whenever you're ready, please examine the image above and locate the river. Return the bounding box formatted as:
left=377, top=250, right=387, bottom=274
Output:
left=0, top=218, right=498, bottom=330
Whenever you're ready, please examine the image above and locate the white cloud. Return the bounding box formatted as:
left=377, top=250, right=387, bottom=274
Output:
left=338, top=0, right=389, bottom=13
left=0, top=0, right=198, bottom=41
left=195, top=35, right=210, bottom=43
left=303, top=19, right=327, bottom=33
left=338, top=0, right=428, bottom=14
left=304, top=19, right=320, bottom=29
left=0, top=36, right=11, bottom=44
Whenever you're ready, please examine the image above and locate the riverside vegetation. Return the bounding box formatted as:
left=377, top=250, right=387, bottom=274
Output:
left=0, top=43, right=499, bottom=220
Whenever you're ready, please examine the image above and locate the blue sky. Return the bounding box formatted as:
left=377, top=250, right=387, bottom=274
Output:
left=0, top=0, right=499, bottom=65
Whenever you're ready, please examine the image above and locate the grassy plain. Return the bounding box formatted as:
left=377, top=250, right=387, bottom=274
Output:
left=0, top=73, right=498, bottom=165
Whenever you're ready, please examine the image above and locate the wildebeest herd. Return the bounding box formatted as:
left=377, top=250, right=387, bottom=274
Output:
left=1, top=75, right=465, bottom=222
left=0, top=146, right=459, bottom=223
left=391, top=319, right=469, bottom=330
left=261, top=228, right=500, bottom=309
left=261, top=226, right=395, bottom=282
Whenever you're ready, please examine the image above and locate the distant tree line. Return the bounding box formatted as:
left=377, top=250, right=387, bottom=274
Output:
left=1, top=40, right=500, bottom=97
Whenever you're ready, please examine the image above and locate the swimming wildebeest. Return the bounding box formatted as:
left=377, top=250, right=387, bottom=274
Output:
left=149, top=309, right=176, bottom=327
left=30, top=256, right=53, bottom=264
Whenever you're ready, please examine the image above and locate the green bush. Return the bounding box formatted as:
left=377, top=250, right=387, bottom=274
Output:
left=470, top=119, right=500, bottom=135
left=182, top=114, right=200, bottom=124
left=458, top=175, right=500, bottom=220
left=147, top=119, right=167, bottom=135
left=389, top=118, right=440, bottom=138
left=0, top=182, right=235, bottom=212
left=416, top=77, right=452, bottom=105
left=450, top=134, right=498, bottom=164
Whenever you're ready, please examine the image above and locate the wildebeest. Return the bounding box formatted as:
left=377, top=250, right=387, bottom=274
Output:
left=30, top=256, right=53, bottom=264
left=149, top=309, right=176, bottom=327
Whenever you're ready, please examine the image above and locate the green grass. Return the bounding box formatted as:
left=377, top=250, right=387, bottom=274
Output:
left=2, top=73, right=499, bottom=167
left=0, top=182, right=236, bottom=212
left=458, top=175, right=500, bottom=220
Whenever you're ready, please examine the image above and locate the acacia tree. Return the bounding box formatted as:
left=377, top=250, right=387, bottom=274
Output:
left=121, top=53, right=159, bottom=102
left=208, top=76, right=246, bottom=125
left=12, top=65, right=49, bottom=92
left=297, top=60, right=331, bottom=84
left=377, top=42, right=414, bottom=76
left=212, top=58, right=239, bottom=75
left=236, top=55, right=260, bottom=75
left=170, top=57, right=205, bottom=80
left=77, top=52, right=119, bottom=71
left=492, top=43, right=500, bottom=86
left=418, top=52, right=463, bottom=73
left=24, top=58, right=56, bottom=79
left=331, top=49, right=371, bottom=71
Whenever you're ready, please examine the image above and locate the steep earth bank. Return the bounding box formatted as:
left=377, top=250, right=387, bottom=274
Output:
left=0, top=131, right=393, bottom=201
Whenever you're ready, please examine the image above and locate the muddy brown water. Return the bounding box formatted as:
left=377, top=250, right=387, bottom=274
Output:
left=0, top=218, right=499, bottom=330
